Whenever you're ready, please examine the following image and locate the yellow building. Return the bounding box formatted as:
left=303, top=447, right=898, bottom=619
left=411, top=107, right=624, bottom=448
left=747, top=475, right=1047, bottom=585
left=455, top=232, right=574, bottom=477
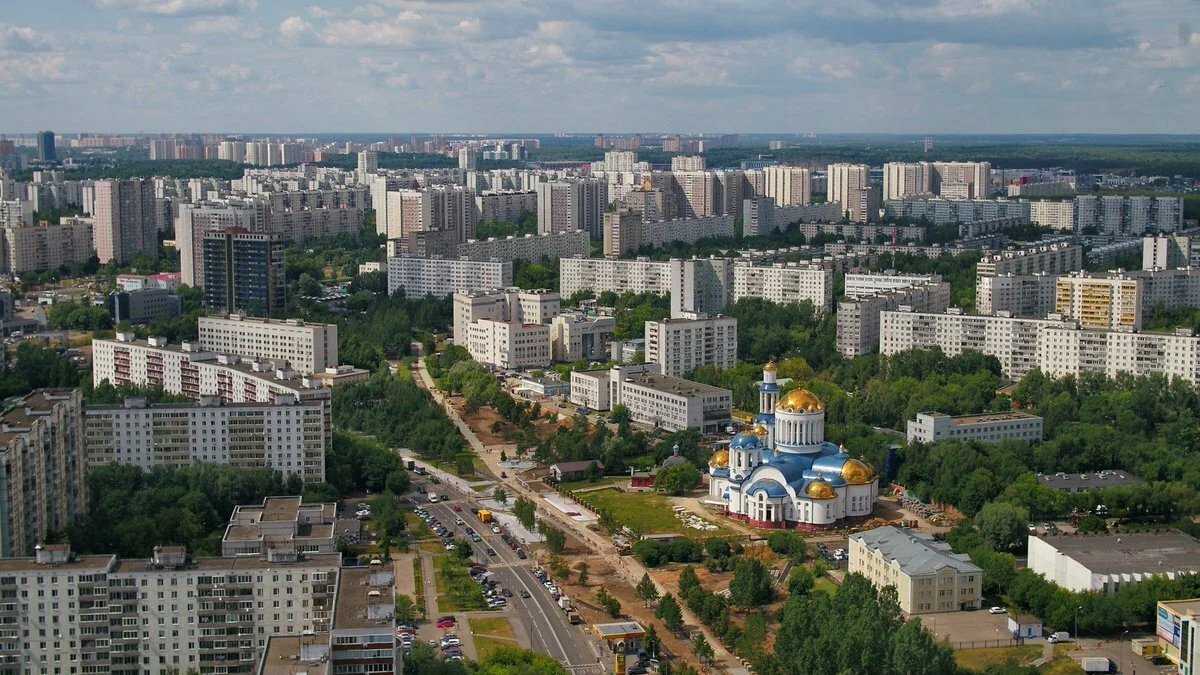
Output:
left=1055, top=273, right=1142, bottom=330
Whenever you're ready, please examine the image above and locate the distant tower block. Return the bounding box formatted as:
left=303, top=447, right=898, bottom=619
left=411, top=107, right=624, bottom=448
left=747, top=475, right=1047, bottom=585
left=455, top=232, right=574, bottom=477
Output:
left=923, top=137, right=934, bottom=153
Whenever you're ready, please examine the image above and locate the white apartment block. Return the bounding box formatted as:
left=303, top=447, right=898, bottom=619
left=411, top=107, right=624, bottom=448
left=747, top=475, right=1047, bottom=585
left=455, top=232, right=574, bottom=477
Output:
left=733, top=263, right=833, bottom=312
left=645, top=314, right=737, bottom=377
left=976, top=242, right=1083, bottom=279
left=763, top=166, right=812, bottom=206
left=836, top=281, right=951, bottom=358
left=849, top=526, right=983, bottom=615
left=602, top=364, right=732, bottom=433
left=84, top=395, right=328, bottom=481
left=827, top=163, right=870, bottom=220
left=906, top=411, right=1043, bottom=445
left=559, top=256, right=672, bottom=300
left=465, top=320, right=552, bottom=370
left=458, top=230, right=590, bottom=263
left=0, top=390, right=86, bottom=558
left=175, top=201, right=262, bottom=287
left=387, top=255, right=512, bottom=298
left=670, top=155, right=705, bottom=172
left=536, top=179, right=606, bottom=239
left=0, top=199, right=34, bottom=227
left=1054, top=273, right=1142, bottom=330
left=452, top=288, right=560, bottom=344
left=844, top=272, right=940, bottom=299
left=474, top=190, right=537, bottom=224
left=0, top=543, right=344, bottom=675
left=1, top=217, right=95, bottom=273
left=976, top=273, right=1057, bottom=316
left=92, top=333, right=333, bottom=406
left=550, top=311, right=615, bottom=363
left=883, top=198, right=1030, bottom=225
left=881, top=307, right=1200, bottom=384
left=384, top=185, right=476, bottom=242
left=1028, top=199, right=1077, bottom=231
left=198, top=315, right=338, bottom=376
left=741, top=199, right=843, bottom=236
left=1144, top=235, right=1200, bottom=270
left=1076, top=195, right=1183, bottom=235
left=883, top=162, right=932, bottom=201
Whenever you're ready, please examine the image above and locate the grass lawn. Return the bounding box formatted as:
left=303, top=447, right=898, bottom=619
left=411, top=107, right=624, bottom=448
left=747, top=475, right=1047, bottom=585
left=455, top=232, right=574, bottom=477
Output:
left=560, top=476, right=629, bottom=493
left=576, top=487, right=733, bottom=538
left=1042, top=657, right=1085, bottom=675
left=412, top=558, right=424, bottom=612
left=954, top=646, right=1041, bottom=671
left=406, top=513, right=434, bottom=539
left=433, top=553, right=487, bottom=612
left=812, top=577, right=838, bottom=597
left=470, top=617, right=517, bottom=661
left=428, top=456, right=479, bottom=479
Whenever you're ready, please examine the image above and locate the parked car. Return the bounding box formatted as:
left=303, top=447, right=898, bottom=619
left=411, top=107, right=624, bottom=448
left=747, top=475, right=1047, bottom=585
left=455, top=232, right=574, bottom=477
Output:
left=436, top=617, right=456, bottom=629
left=988, top=607, right=1006, bottom=614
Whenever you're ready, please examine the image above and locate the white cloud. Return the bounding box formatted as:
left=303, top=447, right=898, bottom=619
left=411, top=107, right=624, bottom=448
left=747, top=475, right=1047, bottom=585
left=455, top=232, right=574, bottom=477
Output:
left=278, top=16, right=317, bottom=43
left=185, top=16, right=262, bottom=38
left=96, top=0, right=257, bottom=18
left=0, top=54, right=69, bottom=87
left=0, top=24, right=51, bottom=52
left=306, top=5, right=334, bottom=19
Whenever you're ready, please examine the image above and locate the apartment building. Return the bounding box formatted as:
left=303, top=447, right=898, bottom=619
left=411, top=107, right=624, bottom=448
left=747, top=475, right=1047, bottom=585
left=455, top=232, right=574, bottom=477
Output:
left=603, top=365, right=733, bottom=433
left=1144, top=234, right=1200, bottom=270
left=330, top=566, right=399, bottom=675
left=844, top=272, right=940, bottom=299
left=91, top=333, right=334, bottom=407
left=0, top=199, right=33, bottom=227
left=732, top=263, right=833, bottom=311
left=883, top=161, right=992, bottom=201
left=883, top=162, right=932, bottom=201
left=836, top=281, right=951, bottom=358
left=176, top=201, right=263, bottom=287
left=536, top=179, right=606, bottom=238
left=93, top=179, right=158, bottom=265
left=604, top=210, right=735, bottom=256
left=976, top=242, right=1083, bottom=279
left=0, top=389, right=86, bottom=558
left=221, top=496, right=338, bottom=556
left=1054, top=273, right=1142, bottom=330
left=884, top=198, right=1030, bottom=226
left=452, top=288, right=560, bottom=344
left=1076, top=195, right=1183, bottom=235
left=0, top=218, right=95, bottom=273
left=603, top=209, right=644, bottom=256
left=763, top=166, right=813, bottom=206
left=459, top=230, right=589, bottom=263
left=465, top=320, right=552, bottom=370
left=827, top=163, right=871, bottom=221
left=386, top=255, right=512, bottom=298
left=383, top=185, right=476, bottom=242
left=111, top=287, right=182, bottom=324
left=550, top=311, right=615, bottom=363
left=560, top=256, right=671, bottom=299
left=741, top=199, right=843, bottom=236
left=84, top=395, right=327, bottom=481
left=202, top=230, right=286, bottom=317
left=849, top=526, right=983, bottom=615
left=474, top=190, right=537, bottom=224
left=1028, top=199, right=1076, bottom=231
left=796, top=222, right=926, bottom=243
left=0, top=542, right=345, bottom=675
left=906, top=411, right=1044, bottom=445
left=670, top=155, right=705, bottom=172
left=644, top=314, right=737, bottom=377
left=976, top=273, right=1058, bottom=316
left=198, top=315, right=338, bottom=376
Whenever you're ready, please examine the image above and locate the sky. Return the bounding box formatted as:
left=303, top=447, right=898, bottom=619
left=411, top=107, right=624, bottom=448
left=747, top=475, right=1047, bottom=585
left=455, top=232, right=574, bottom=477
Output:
left=1, top=0, right=1199, bottom=135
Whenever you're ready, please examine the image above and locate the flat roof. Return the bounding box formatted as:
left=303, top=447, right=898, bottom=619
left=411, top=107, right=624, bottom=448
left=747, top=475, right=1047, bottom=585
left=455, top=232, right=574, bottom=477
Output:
left=593, top=621, right=646, bottom=639
left=0, top=554, right=116, bottom=573
left=96, top=337, right=328, bottom=393
left=1161, top=599, right=1200, bottom=618
left=918, top=411, right=1042, bottom=425
left=621, top=372, right=730, bottom=398
left=263, top=497, right=304, bottom=522
left=1038, top=470, right=1143, bottom=490
left=258, top=635, right=331, bottom=675
left=333, top=567, right=393, bottom=630
left=112, top=553, right=342, bottom=573
left=1041, top=531, right=1200, bottom=575
left=0, top=389, right=77, bottom=447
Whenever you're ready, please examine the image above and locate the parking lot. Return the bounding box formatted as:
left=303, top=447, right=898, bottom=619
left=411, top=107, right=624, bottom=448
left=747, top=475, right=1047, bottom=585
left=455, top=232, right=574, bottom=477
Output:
left=916, top=609, right=1014, bottom=647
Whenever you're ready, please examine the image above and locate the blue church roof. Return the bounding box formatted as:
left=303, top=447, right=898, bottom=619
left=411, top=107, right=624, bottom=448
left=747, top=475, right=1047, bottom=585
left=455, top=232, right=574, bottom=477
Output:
left=745, top=479, right=788, bottom=499
left=710, top=467, right=730, bottom=478
left=731, top=433, right=764, bottom=449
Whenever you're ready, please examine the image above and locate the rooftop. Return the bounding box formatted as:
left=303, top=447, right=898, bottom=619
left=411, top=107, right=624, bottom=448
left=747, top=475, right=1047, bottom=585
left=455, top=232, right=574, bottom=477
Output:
left=1038, top=470, right=1143, bottom=491
left=258, top=635, right=331, bottom=675
left=621, top=372, right=731, bottom=398
left=0, top=554, right=115, bottom=573
left=333, top=567, right=394, bottom=630
left=592, top=621, right=646, bottom=639
left=1038, top=531, right=1200, bottom=575
left=0, top=389, right=77, bottom=447
left=851, top=526, right=982, bottom=576
left=1161, top=599, right=1200, bottom=618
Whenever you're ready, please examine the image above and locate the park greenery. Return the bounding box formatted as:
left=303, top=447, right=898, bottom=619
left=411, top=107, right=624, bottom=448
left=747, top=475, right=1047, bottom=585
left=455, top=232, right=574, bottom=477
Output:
left=402, top=642, right=567, bottom=675
left=332, top=373, right=465, bottom=465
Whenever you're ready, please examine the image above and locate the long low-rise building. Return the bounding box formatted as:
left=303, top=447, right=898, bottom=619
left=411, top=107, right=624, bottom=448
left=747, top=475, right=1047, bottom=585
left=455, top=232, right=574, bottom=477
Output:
left=976, top=241, right=1083, bottom=279
left=906, top=411, right=1043, bottom=445
left=849, top=525, right=983, bottom=615
left=84, top=394, right=328, bottom=481
left=1028, top=531, right=1200, bottom=593
left=569, top=364, right=732, bottom=433
left=457, top=229, right=590, bottom=263
left=836, top=281, right=951, bottom=358
left=845, top=271, right=940, bottom=299
left=92, top=333, right=334, bottom=406
left=198, top=314, right=339, bottom=376
left=880, top=307, right=1200, bottom=383
left=884, top=197, right=1030, bottom=225
left=387, top=255, right=513, bottom=298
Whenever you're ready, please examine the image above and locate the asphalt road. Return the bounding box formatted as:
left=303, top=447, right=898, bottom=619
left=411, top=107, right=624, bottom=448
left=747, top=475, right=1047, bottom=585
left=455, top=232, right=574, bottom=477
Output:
left=415, top=477, right=605, bottom=670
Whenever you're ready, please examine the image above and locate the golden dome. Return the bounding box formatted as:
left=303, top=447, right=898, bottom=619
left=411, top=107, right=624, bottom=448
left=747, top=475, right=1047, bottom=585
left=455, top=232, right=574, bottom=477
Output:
left=777, top=388, right=824, bottom=413
left=751, top=424, right=770, bottom=436
left=763, top=360, right=777, bottom=372
left=842, top=459, right=875, bottom=485
left=805, top=479, right=837, bottom=500
left=708, top=450, right=730, bottom=468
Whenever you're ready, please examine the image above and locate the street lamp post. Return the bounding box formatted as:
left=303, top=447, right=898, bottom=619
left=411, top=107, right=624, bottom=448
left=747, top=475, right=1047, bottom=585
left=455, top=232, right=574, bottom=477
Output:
left=1074, top=605, right=1082, bottom=643
left=1120, top=629, right=1130, bottom=675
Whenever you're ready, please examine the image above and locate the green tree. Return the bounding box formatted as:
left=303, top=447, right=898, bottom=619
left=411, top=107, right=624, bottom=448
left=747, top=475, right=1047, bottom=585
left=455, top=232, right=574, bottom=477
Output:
left=655, top=594, right=683, bottom=633
left=542, top=524, right=565, bottom=554
left=513, top=497, right=536, bottom=531
left=729, top=558, right=773, bottom=609
left=577, top=562, right=589, bottom=586
left=787, top=566, right=815, bottom=596
left=636, top=572, right=660, bottom=606
left=596, top=587, right=621, bottom=618
left=677, top=566, right=700, bottom=595
left=1075, top=514, right=1108, bottom=533
left=692, top=634, right=714, bottom=665
left=494, top=487, right=508, bottom=504
left=394, top=594, right=419, bottom=624
left=644, top=624, right=660, bottom=659
left=975, top=502, right=1030, bottom=551
left=655, top=463, right=702, bottom=495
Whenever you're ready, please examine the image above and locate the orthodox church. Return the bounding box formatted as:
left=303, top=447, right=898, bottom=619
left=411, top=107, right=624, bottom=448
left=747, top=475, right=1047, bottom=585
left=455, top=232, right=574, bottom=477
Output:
left=707, top=362, right=879, bottom=530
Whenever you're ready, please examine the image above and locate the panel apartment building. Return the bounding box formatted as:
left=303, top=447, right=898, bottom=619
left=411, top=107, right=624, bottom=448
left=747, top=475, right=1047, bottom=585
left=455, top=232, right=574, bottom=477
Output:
left=837, top=281, right=951, bottom=358
left=386, top=255, right=513, bottom=298
left=198, top=315, right=338, bottom=376
left=732, top=263, right=833, bottom=312
left=0, top=218, right=95, bottom=274
left=84, top=394, right=328, bottom=481
left=975, top=242, right=1084, bottom=279
left=645, top=314, right=737, bottom=377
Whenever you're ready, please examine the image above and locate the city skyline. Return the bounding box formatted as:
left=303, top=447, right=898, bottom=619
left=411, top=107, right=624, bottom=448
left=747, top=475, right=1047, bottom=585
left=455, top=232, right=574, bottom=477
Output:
left=0, top=0, right=1198, bottom=134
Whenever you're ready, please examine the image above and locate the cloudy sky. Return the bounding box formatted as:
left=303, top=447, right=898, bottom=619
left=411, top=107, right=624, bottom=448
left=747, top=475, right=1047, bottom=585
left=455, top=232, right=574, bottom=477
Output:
left=2, top=0, right=1199, bottom=134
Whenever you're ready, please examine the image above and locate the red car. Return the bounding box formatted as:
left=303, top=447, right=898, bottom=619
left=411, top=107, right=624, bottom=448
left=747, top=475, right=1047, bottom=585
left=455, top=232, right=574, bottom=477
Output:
left=453, top=506, right=462, bottom=512
left=435, top=617, right=456, bottom=629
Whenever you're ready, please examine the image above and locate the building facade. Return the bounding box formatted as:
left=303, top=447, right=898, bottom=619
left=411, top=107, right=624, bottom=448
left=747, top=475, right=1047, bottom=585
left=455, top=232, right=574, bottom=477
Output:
left=849, top=526, right=983, bottom=614
left=732, top=263, right=833, bottom=312
left=202, top=230, right=286, bottom=317
left=645, top=314, right=737, bottom=377
left=93, top=179, right=158, bottom=265
left=386, top=255, right=512, bottom=298
left=1, top=218, right=95, bottom=273
left=836, top=281, right=952, bottom=358
left=111, top=287, right=182, bottom=324
left=458, top=230, right=590, bottom=264
left=198, top=315, right=338, bottom=376
left=906, top=411, right=1043, bottom=445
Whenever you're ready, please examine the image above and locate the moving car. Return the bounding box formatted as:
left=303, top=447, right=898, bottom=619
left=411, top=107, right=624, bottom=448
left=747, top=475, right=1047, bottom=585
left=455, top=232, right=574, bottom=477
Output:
left=435, top=617, right=456, bottom=629
left=520, top=590, right=531, bottom=598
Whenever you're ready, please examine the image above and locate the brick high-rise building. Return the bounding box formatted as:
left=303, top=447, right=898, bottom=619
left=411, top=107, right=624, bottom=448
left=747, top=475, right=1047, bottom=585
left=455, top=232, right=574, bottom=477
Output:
left=93, top=179, right=158, bottom=264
